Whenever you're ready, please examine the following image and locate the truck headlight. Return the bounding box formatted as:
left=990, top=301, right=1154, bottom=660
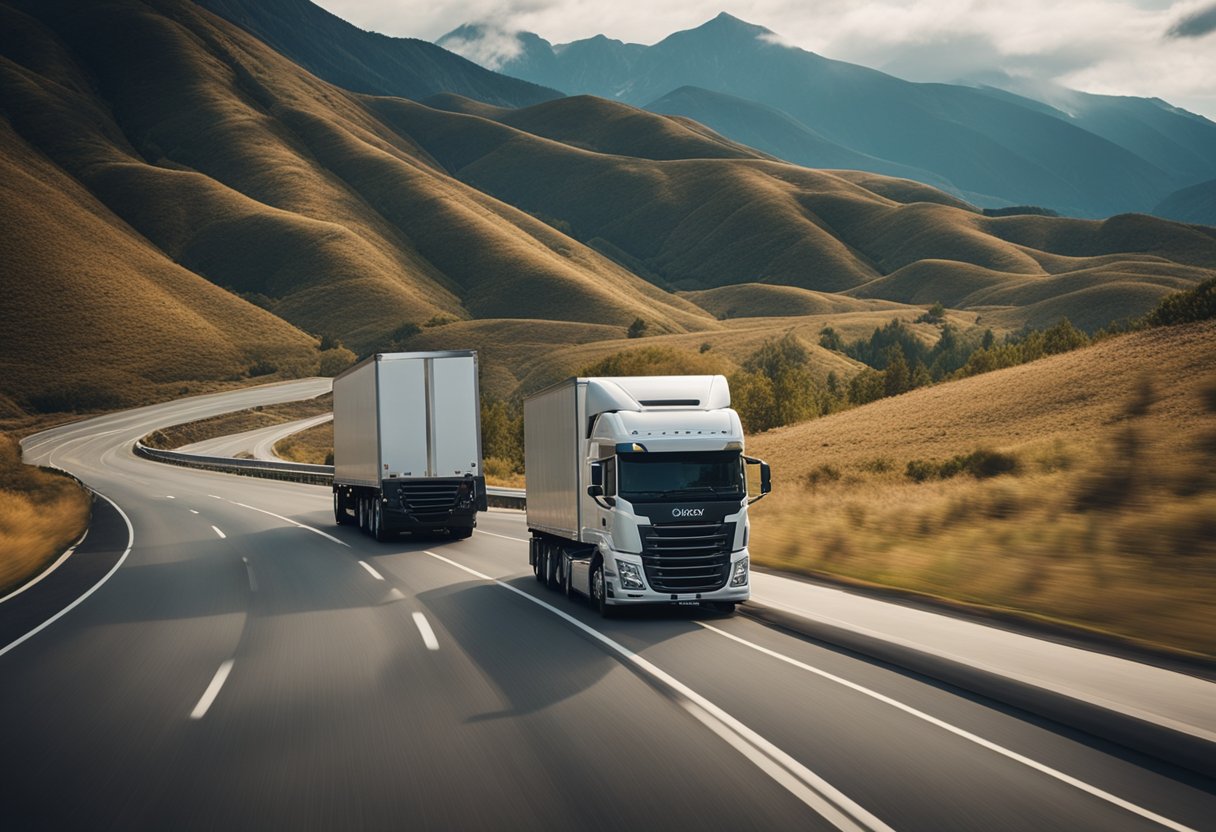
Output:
left=730, top=557, right=749, bottom=587
left=616, top=559, right=645, bottom=590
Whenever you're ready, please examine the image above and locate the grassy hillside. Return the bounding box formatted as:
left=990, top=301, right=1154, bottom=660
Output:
left=0, top=434, right=90, bottom=596
left=2, top=0, right=1213, bottom=428
left=1153, top=178, right=1216, bottom=227
left=747, top=321, right=1216, bottom=657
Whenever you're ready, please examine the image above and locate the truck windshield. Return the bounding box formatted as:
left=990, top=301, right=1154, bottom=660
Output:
left=617, top=451, right=744, bottom=501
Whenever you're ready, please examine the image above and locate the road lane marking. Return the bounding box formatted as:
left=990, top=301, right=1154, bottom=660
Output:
left=0, top=527, right=89, bottom=606
left=697, top=623, right=1197, bottom=832
left=190, top=659, right=235, bottom=720
left=166, top=495, right=175, bottom=499
left=231, top=502, right=350, bottom=547
left=412, top=612, right=439, bottom=650
left=189, top=509, right=199, bottom=515
left=358, top=561, right=384, bottom=581
left=474, top=529, right=528, bottom=543
left=1, top=491, right=134, bottom=659
left=242, top=557, right=257, bottom=592
left=423, top=550, right=889, bottom=832
left=211, top=525, right=226, bottom=539
left=209, top=494, right=223, bottom=499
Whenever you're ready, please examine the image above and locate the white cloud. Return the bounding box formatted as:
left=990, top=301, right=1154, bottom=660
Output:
left=312, top=0, right=1216, bottom=118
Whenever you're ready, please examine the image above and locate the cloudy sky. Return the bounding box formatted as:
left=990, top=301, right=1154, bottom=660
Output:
left=313, top=0, right=1216, bottom=118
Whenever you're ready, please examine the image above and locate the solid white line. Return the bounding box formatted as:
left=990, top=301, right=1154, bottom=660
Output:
left=474, top=529, right=528, bottom=542
left=189, top=659, right=235, bottom=720
left=0, top=527, right=89, bottom=605
left=231, top=502, right=350, bottom=548
left=412, top=612, right=440, bottom=651
left=422, top=550, right=889, bottom=832
left=0, top=491, right=134, bottom=659
left=698, top=623, right=1197, bottom=832
left=211, top=525, right=226, bottom=539
left=358, top=560, right=384, bottom=581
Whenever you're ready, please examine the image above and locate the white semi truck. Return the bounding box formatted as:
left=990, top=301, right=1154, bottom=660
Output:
left=332, top=351, right=487, bottom=540
left=524, top=375, right=770, bottom=616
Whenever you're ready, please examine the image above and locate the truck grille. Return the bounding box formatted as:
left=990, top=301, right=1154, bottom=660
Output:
left=399, top=481, right=459, bottom=519
left=639, top=522, right=734, bottom=593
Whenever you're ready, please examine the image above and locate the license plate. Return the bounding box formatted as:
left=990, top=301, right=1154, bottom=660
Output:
left=676, top=601, right=699, bottom=606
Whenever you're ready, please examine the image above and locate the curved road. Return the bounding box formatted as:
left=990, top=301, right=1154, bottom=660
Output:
left=5, top=380, right=1213, bottom=831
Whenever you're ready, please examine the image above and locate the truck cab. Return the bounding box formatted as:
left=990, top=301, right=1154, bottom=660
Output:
left=525, top=375, right=770, bottom=615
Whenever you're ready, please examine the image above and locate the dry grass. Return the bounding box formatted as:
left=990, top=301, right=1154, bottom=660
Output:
left=0, top=434, right=91, bottom=596
left=748, top=322, right=1216, bottom=657
left=144, top=394, right=332, bottom=449
left=274, top=421, right=333, bottom=465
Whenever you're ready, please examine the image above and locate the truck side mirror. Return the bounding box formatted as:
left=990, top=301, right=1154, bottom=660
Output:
left=743, top=456, right=771, bottom=504
left=590, top=462, right=603, bottom=487
left=587, top=484, right=604, bottom=497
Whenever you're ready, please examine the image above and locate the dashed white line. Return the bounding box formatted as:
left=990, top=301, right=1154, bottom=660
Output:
left=166, top=495, right=175, bottom=499
left=209, top=494, right=223, bottom=500
left=231, top=502, right=349, bottom=548
left=358, top=560, right=384, bottom=581
left=422, top=550, right=890, bottom=832
left=189, top=659, right=234, bottom=720
left=211, top=525, right=226, bottom=539
left=412, top=612, right=440, bottom=651
left=474, top=529, right=528, bottom=543
left=189, top=509, right=199, bottom=515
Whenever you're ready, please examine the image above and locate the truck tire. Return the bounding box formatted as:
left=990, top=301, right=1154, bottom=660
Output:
left=451, top=526, right=473, bottom=540
left=535, top=542, right=549, bottom=581
left=591, top=560, right=616, bottom=619
left=545, top=545, right=560, bottom=590
left=357, top=496, right=366, bottom=532
left=372, top=501, right=391, bottom=542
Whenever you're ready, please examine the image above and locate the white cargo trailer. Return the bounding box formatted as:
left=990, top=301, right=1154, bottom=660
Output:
left=332, top=351, right=486, bottom=540
left=525, top=375, right=770, bottom=616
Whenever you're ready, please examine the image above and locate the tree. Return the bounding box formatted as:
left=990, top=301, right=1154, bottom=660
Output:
left=729, top=370, right=778, bottom=432
left=884, top=346, right=910, bottom=397
left=627, top=318, right=648, bottom=338
left=848, top=369, right=885, bottom=405
left=1043, top=318, right=1088, bottom=354
left=819, top=326, right=844, bottom=352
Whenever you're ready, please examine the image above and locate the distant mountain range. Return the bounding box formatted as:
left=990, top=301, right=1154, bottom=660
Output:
left=440, top=13, right=1216, bottom=220
left=197, top=0, right=560, bottom=107
left=1, top=0, right=1214, bottom=419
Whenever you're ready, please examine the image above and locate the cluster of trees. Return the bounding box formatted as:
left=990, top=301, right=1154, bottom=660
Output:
left=821, top=315, right=1092, bottom=407
left=729, top=335, right=834, bottom=432
left=480, top=398, right=524, bottom=474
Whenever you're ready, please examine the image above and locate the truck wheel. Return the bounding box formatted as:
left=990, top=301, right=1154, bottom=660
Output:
left=372, top=501, right=391, bottom=542
left=357, top=497, right=365, bottom=532
left=563, top=557, right=574, bottom=598
left=533, top=541, right=545, bottom=583
left=451, top=526, right=473, bottom=540
left=591, top=560, right=616, bottom=619
left=545, top=546, right=560, bottom=590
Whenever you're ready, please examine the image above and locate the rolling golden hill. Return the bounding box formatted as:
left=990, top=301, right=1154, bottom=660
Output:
left=2, top=0, right=1214, bottom=421
left=746, top=320, right=1216, bottom=655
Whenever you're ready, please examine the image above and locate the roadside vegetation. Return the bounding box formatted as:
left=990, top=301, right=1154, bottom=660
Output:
left=748, top=321, right=1216, bottom=658
left=274, top=421, right=333, bottom=466
left=0, top=434, right=91, bottom=596
left=143, top=393, right=332, bottom=450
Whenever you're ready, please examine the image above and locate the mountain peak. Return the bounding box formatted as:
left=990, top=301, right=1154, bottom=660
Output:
left=699, top=11, right=772, bottom=35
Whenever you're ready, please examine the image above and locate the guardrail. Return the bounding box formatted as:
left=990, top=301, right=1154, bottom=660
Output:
left=133, top=442, right=527, bottom=509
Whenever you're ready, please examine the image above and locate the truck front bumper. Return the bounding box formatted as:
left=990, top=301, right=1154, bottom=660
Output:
left=605, top=548, right=750, bottom=606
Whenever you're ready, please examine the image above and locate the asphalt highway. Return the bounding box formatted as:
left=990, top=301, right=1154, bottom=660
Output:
left=5, top=380, right=1214, bottom=831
